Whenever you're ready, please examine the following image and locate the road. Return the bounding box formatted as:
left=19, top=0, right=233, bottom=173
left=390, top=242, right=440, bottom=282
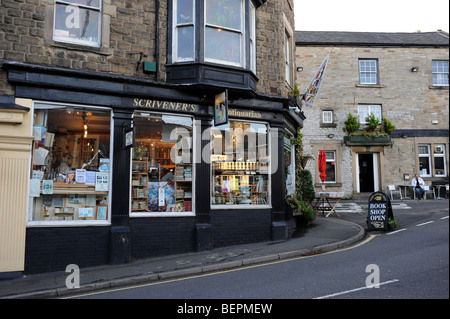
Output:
left=72, top=204, right=448, bottom=301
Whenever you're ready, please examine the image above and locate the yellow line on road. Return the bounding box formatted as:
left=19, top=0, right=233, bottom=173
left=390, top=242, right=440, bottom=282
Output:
left=64, top=235, right=378, bottom=299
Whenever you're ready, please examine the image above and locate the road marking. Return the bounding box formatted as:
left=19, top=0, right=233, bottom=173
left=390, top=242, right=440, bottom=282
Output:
left=441, top=216, right=449, bottom=220
left=314, top=279, right=400, bottom=299
left=416, top=221, right=434, bottom=227
left=386, top=228, right=407, bottom=235
left=63, top=235, right=378, bottom=299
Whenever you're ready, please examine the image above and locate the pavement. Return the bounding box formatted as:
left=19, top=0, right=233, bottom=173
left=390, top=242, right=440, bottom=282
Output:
left=0, top=197, right=447, bottom=299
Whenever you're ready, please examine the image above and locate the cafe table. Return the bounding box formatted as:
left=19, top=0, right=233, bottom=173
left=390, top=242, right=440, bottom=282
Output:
left=311, top=192, right=344, bottom=218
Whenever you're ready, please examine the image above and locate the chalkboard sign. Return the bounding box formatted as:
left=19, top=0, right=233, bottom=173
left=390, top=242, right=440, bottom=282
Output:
left=367, top=192, right=392, bottom=231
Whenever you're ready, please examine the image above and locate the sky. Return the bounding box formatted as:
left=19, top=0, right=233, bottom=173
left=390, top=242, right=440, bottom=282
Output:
left=294, top=0, right=450, bottom=33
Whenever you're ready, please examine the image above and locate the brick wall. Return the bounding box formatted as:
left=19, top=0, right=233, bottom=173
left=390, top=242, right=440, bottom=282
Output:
left=1, top=0, right=296, bottom=99
left=25, top=227, right=110, bottom=274
left=130, top=217, right=196, bottom=259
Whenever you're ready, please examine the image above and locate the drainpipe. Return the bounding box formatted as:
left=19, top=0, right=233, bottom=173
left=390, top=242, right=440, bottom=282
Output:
left=155, top=0, right=160, bottom=81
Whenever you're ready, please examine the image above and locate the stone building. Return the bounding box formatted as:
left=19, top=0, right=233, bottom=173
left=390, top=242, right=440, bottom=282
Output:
left=295, top=31, right=449, bottom=197
left=0, top=0, right=303, bottom=274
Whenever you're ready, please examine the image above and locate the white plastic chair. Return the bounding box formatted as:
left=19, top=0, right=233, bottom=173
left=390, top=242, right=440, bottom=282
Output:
left=388, top=185, right=402, bottom=200
left=422, top=185, right=436, bottom=200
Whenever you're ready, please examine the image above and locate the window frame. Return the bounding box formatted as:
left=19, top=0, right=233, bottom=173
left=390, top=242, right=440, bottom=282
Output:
left=322, top=110, right=333, bottom=124
left=211, top=119, right=271, bottom=209
left=53, top=0, right=102, bottom=47
left=433, top=144, right=447, bottom=177
left=358, top=59, right=378, bottom=85
left=27, top=101, right=113, bottom=227
left=129, top=112, right=196, bottom=218
left=324, top=151, right=336, bottom=183
left=358, top=104, right=382, bottom=125
left=285, top=31, right=291, bottom=85
left=173, top=0, right=196, bottom=62
left=418, top=144, right=432, bottom=177
left=432, top=60, right=449, bottom=87
left=204, top=0, right=245, bottom=67
left=170, top=0, right=256, bottom=71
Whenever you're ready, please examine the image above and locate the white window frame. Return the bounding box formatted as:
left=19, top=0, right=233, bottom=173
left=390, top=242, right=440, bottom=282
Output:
left=432, top=60, right=449, bottom=86
left=418, top=144, right=432, bottom=177
left=325, top=151, right=336, bottom=183
left=359, top=59, right=378, bottom=85
left=173, top=0, right=195, bottom=62
left=358, top=104, right=382, bottom=125
left=285, top=31, right=291, bottom=85
left=322, top=110, right=333, bottom=124
left=27, top=101, right=113, bottom=227
left=204, top=0, right=245, bottom=67
left=249, top=1, right=256, bottom=73
left=53, top=0, right=102, bottom=47
left=433, top=144, right=447, bottom=177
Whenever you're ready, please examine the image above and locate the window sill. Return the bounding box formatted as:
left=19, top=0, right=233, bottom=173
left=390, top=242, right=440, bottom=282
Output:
left=27, top=220, right=111, bottom=227
left=355, top=84, right=385, bottom=88
left=47, top=38, right=113, bottom=56
left=211, top=204, right=272, bottom=210
left=130, top=212, right=195, bottom=218
left=429, top=85, right=449, bottom=90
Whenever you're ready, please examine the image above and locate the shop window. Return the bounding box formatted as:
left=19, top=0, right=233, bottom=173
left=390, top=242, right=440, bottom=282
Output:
left=284, top=134, right=295, bottom=196
left=29, top=103, right=111, bottom=223
left=131, top=113, right=193, bottom=214
left=212, top=121, right=269, bottom=206
left=53, top=0, right=102, bottom=47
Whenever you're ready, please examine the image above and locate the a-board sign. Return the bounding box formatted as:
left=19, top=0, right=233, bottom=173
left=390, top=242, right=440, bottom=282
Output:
left=367, top=192, right=392, bottom=231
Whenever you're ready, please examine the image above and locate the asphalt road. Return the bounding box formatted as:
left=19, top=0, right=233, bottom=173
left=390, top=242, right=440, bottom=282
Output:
left=73, top=205, right=448, bottom=300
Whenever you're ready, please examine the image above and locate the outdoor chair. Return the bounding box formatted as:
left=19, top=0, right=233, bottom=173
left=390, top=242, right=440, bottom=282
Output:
left=422, top=185, right=436, bottom=200
left=388, top=184, right=402, bottom=200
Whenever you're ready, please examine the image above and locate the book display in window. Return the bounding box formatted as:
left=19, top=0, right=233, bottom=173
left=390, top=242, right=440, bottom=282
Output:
left=212, top=161, right=268, bottom=205
left=29, top=106, right=111, bottom=222
left=174, top=164, right=192, bottom=212
left=131, top=159, right=148, bottom=211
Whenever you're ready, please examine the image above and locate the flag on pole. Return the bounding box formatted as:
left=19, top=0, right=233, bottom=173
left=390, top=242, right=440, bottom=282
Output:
left=302, top=52, right=330, bottom=107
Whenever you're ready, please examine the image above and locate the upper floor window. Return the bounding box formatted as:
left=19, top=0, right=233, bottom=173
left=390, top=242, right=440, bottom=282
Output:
left=358, top=104, right=381, bottom=125
left=359, top=59, right=378, bottom=84
left=53, top=0, right=102, bottom=47
left=322, top=110, right=333, bottom=124
left=432, top=60, right=449, bottom=86
left=285, top=31, right=291, bottom=85
left=171, top=0, right=256, bottom=70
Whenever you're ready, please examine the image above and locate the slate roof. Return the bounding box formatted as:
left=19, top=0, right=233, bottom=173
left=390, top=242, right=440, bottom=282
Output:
left=295, top=31, right=449, bottom=47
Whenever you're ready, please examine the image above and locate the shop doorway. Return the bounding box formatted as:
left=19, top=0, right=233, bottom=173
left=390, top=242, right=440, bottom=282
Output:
left=357, top=153, right=379, bottom=193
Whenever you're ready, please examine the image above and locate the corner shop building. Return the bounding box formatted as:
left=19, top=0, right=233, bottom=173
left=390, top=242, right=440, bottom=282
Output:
left=0, top=61, right=303, bottom=274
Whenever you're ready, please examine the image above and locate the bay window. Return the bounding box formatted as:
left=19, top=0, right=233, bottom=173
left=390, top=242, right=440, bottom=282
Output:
left=171, top=0, right=256, bottom=70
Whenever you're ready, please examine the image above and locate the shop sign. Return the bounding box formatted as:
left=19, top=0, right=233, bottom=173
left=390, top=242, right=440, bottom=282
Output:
left=367, top=192, right=390, bottom=231
left=228, top=108, right=263, bottom=120
left=214, top=90, right=228, bottom=126
left=132, top=98, right=198, bottom=113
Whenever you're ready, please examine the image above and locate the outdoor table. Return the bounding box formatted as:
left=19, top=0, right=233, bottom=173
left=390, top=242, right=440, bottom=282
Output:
left=399, top=185, right=414, bottom=199
left=312, top=192, right=344, bottom=218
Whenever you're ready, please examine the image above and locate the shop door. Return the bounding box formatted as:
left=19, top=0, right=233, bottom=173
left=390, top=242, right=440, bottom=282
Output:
left=358, top=154, right=374, bottom=192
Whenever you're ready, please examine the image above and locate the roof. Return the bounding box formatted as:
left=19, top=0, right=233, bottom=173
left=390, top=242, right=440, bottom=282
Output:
left=295, top=31, right=449, bottom=47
